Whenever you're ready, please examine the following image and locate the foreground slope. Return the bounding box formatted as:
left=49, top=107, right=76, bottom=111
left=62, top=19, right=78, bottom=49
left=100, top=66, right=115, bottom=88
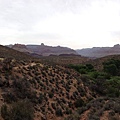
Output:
left=0, top=46, right=119, bottom=120
left=0, top=58, right=95, bottom=120
left=0, top=46, right=94, bottom=120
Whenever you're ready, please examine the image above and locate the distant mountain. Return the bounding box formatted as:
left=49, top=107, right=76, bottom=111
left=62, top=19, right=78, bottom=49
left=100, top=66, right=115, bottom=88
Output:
left=11, top=44, right=32, bottom=53
left=76, top=44, right=120, bottom=58
left=8, top=43, right=78, bottom=56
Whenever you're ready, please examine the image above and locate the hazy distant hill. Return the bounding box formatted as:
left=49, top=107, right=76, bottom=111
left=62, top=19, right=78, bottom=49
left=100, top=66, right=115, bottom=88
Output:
left=8, top=43, right=78, bottom=56
left=76, top=44, right=120, bottom=58
left=11, top=44, right=32, bottom=53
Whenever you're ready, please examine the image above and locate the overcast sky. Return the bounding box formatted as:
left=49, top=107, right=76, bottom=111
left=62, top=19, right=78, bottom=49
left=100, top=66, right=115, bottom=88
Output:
left=0, top=0, right=120, bottom=49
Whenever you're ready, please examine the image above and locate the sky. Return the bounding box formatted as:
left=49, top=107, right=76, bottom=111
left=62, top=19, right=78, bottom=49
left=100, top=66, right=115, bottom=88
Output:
left=0, top=0, right=120, bottom=49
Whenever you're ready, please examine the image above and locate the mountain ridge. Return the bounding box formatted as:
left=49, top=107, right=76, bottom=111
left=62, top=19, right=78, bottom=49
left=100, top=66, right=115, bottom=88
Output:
left=7, top=43, right=120, bottom=58
left=7, top=43, right=78, bottom=56
left=76, top=44, right=120, bottom=58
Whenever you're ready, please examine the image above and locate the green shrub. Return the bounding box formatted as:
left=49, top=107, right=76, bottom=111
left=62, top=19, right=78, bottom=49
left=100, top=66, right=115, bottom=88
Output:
left=89, top=71, right=99, bottom=79
left=104, top=64, right=118, bottom=76
left=86, top=64, right=94, bottom=71
left=69, top=64, right=94, bottom=74
left=105, top=77, right=120, bottom=97
left=103, top=59, right=120, bottom=76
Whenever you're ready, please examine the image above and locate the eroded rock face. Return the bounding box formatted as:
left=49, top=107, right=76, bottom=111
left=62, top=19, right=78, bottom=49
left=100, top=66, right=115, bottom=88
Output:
left=27, top=44, right=78, bottom=56
left=8, top=44, right=78, bottom=56
left=12, top=44, right=32, bottom=53
left=12, top=44, right=27, bottom=49
left=113, top=44, right=120, bottom=48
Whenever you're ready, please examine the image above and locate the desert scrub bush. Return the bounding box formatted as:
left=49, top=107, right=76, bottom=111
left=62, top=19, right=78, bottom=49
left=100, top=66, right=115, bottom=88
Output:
left=51, top=103, right=56, bottom=110
left=55, top=108, right=63, bottom=116
left=76, top=106, right=88, bottom=115
left=2, top=58, right=13, bottom=71
left=0, top=77, right=6, bottom=87
left=48, top=92, right=54, bottom=98
left=1, top=104, right=9, bottom=120
left=1, top=100, right=34, bottom=120
left=77, top=87, right=86, bottom=97
left=73, top=91, right=78, bottom=99
left=64, top=112, right=80, bottom=120
left=2, top=92, right=17, bottom=103
left=74, top=98, right=85, bottom=108
left=109, top=110, right=115, bottom=116
left=90, top=78, right=107, bottom=95
left=88, top=114, right=100, bottom=120
left=61, top=98, right=66, bottom=104
left=80, top=75, right=90, bottom=84
left=108, top=113, right=120, bottom=120
left=65, top=107, right=72, bottom=115
left=12, top=78, right=37, bottom=102
left=68, top=101, right=73, bottom=108
left=38, top=93, right=45, bottom=104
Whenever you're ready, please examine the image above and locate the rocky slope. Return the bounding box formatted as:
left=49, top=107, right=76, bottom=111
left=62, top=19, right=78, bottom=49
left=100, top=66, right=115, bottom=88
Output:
left=0, top=58, right=95, bottom=120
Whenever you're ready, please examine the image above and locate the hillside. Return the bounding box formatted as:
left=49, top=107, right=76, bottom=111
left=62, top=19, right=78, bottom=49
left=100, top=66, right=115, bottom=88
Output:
left=0, top=45, right=120, bottom=120
left=0, top=58, right=95, bottom=120
left=8, top=43, right=78, bottom=56
left=40, top=55, right=89, bottom=66
left=87, top=55, right=120, bottom=70
left=76, top=44, right=120, bottom=58
left=0, top=45, right=34, bottom=61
